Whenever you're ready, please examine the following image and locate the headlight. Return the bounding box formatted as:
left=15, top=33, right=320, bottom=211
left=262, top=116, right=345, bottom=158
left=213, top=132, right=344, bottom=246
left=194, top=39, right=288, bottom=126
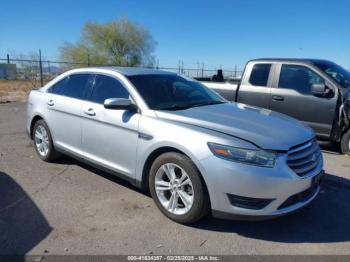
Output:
left=208, top=142, right=276, bottom=168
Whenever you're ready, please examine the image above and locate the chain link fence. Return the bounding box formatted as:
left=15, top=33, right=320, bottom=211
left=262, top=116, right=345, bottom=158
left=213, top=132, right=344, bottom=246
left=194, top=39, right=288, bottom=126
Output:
left=0, top=54, right=242, bottom=102
left=0, top=55, right=242, bottom=85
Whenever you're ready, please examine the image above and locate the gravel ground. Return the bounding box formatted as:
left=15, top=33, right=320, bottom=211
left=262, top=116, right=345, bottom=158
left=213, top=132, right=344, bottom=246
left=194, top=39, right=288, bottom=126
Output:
left=0, top=103, right=349, bottom=255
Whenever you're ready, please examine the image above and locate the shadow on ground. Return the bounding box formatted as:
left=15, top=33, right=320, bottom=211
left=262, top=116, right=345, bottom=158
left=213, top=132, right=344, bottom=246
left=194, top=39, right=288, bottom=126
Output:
left=194, top=172, right=350, bottom=243
left=55, top=155, right=350, bottom=244
left=54, top=156, right=149, bottom=196
left=0, top=172, right=52, bottom=254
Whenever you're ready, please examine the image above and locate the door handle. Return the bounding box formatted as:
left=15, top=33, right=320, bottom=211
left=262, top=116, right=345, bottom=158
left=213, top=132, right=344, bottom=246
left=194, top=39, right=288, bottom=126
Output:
left=84, top=108, right=96, bottom=116
left=272, top=95, right=284, bottom=101
left=47, top=100, right=54, bottom=106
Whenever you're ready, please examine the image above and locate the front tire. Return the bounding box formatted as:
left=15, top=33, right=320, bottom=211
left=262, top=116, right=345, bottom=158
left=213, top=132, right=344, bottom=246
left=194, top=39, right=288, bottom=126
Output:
left=340, top=128, right=350, bottom=154
left=33, top=120, right=61, bottom=162
left=149, top=152, right=210, bottom=224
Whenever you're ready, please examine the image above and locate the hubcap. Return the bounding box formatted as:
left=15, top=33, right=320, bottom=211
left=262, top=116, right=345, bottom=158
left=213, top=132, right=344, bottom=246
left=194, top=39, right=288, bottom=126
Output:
left=34, top=125, right=49, bottom=157
left=154, top=163, right=194, bottom=215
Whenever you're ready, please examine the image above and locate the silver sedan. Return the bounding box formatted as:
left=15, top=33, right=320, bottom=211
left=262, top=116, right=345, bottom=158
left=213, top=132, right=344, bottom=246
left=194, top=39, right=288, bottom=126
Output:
left=26, top=67, right=324, bottom=224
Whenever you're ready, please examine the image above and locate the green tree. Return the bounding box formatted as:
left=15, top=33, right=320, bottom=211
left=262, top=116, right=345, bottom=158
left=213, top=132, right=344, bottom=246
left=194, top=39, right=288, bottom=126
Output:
left=59, top=18, right=157, bottom=67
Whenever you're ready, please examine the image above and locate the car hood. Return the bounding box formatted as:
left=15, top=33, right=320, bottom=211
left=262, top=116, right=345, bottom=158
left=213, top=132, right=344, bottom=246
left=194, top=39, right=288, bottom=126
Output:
left=155, top=102, right=314, bottom=151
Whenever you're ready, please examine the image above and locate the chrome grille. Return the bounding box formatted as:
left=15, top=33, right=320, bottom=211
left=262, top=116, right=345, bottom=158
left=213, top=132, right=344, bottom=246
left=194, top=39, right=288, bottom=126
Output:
left=287, top=139, right=322, bottom=177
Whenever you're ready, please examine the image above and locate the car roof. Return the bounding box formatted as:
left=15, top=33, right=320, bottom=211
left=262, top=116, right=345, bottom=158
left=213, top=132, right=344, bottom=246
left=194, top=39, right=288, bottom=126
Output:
left=86, top=66, right=177, bottom=76
left=249, top=58, right=333, bottom=65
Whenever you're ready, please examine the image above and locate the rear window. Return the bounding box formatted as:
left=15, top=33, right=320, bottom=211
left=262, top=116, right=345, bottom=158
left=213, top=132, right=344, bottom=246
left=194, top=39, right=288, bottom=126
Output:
left=50, top=77, right=69, bottom=95
left=249, top=64, right=271, bottom=87
left=49, top=74, right=91, bottom=100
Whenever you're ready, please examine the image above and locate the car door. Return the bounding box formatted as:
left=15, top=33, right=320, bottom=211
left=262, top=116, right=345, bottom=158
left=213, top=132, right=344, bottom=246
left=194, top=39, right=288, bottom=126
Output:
left=45, top=73, right=93, bottom=152
left=81, top=74, right=140, bottom=179
left=237, top=63, right=273, bottom=109
left=269, top=64, right=337, bottom=137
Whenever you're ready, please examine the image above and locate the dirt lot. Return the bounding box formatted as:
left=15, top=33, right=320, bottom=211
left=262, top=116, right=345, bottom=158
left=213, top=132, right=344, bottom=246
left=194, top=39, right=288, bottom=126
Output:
left=0, top=103, right=350, bottom=255
left=0, top=80, right=36, bottom=103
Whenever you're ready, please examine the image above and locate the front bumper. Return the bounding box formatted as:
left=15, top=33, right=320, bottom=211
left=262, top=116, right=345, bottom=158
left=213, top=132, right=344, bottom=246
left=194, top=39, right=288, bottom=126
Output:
left=198, top=153, right=323, bottom=220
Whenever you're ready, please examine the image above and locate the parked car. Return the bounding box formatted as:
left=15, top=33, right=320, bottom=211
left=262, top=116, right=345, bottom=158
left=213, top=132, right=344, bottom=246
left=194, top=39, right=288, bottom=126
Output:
left=201, top=59, right=350, bottom=154
left=27, top=67, right=323, bottom=224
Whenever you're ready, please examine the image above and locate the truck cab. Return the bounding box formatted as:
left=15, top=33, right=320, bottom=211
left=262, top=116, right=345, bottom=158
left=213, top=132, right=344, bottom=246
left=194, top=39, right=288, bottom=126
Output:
left=202, top=59, right=350, bottom=153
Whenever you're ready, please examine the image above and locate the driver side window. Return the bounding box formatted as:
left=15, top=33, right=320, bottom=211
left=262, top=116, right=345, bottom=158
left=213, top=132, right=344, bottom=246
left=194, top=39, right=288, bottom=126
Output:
left=279, top=65, right=324, bottom=94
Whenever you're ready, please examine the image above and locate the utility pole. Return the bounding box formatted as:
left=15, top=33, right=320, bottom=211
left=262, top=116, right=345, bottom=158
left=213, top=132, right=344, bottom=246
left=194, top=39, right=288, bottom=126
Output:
left=39, top=49, right=43, bottom=87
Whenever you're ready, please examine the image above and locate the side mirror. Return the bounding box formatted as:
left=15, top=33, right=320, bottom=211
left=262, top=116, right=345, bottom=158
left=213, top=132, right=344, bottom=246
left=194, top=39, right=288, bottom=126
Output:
left=311, top=83, right=326, bottom=96
left=104, top=98, right=138, bottom=111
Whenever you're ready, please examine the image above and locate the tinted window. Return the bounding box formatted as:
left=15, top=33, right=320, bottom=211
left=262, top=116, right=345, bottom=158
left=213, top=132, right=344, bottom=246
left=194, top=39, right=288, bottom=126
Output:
left=63, top=74, right=91, bottom=99
left=249, top=64, right=271, bottom=86
left=90, top=75, right=129, bottom=104
left=49, top=74, right=91, bottom=99
left=279, top=65, right=324, bottom=93
left=50, top=77, right=69, bottom=95
left=315, top=61, right=350, bottom=88
left=128, top=74, right=225, bottom=110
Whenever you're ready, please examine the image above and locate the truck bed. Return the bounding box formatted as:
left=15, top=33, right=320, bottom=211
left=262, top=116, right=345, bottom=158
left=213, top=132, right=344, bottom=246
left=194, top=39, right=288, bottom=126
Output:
left=201, top=81, right=238, bottom=101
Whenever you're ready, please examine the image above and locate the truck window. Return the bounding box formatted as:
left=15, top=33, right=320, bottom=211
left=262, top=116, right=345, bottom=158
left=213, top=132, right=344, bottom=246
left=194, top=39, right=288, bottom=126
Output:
left=279, top=65, right=324, bottom=93
left=249, top=64, right=271, bottom=87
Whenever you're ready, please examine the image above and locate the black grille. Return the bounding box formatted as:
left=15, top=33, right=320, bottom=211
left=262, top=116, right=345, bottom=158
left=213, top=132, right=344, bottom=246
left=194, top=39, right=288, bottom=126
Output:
left=287, top=139, right=322, bottom=177
left=227, top=194, right=274, bottom=210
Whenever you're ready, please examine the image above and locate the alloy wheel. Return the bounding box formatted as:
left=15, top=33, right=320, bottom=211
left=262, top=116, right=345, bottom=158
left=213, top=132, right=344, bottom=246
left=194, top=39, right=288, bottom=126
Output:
left=154, top=163, right=194, bottom=215
left=34, top=125, right=50, bottom=157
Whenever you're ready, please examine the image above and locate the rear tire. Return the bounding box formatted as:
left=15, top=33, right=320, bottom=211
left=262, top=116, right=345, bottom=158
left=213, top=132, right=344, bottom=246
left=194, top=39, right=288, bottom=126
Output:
left=149, top=152, right=210, bottom=224
left=340, top=128, right=350, bottom=154
left=33, top=120, right=61, bottom=162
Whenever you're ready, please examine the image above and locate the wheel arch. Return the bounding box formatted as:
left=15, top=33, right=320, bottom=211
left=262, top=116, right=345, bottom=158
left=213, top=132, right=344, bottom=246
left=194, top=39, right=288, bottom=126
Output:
left=139, top=146, right=210, bottom=204
left=30, top=115, right=44, bottom=139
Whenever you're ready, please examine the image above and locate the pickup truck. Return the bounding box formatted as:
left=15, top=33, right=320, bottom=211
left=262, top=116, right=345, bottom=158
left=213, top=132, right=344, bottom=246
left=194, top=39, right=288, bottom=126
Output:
left=201, top=59, right=350, bottom=154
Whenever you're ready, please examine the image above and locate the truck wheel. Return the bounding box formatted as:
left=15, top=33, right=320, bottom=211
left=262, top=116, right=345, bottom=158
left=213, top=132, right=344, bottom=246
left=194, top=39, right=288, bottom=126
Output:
left=340, top=128, right=350, bottom=154
left=33, top=120, right=61, bottom=162
left=149, top=152, right=210, bottom=224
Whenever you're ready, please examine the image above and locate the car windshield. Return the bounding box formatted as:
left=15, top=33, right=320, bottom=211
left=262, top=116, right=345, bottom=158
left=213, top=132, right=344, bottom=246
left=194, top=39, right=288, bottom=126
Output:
left=315, top=61, right=350, bottom=88
left=127, top=74, right=226, bottom=110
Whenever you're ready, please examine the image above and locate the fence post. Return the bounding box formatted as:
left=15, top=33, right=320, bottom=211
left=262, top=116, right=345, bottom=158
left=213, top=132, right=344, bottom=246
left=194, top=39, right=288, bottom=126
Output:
left=234, top=64, right=237, bottom=78
left=48, top=61, right=51, bottom=74
left=7, top=54, right=10, bottom=64
left=39, top=49, right=43, bottom=87
left=87, top=53, right=90, bottom=67
left=201, top=64, right=204, bottom=77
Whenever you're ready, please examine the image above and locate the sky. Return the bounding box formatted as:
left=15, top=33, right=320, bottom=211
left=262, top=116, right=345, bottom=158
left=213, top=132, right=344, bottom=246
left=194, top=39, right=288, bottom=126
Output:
left=1, top=0, right=349, bottom=70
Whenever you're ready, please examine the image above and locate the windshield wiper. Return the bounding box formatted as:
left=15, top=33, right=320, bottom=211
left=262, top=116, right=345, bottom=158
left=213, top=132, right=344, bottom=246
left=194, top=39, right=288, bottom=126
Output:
left=157, top=103, right=197, bottom=111
left=191, top=101, right=226, bottom=108
left=157, top=101, right=226, bottom=111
